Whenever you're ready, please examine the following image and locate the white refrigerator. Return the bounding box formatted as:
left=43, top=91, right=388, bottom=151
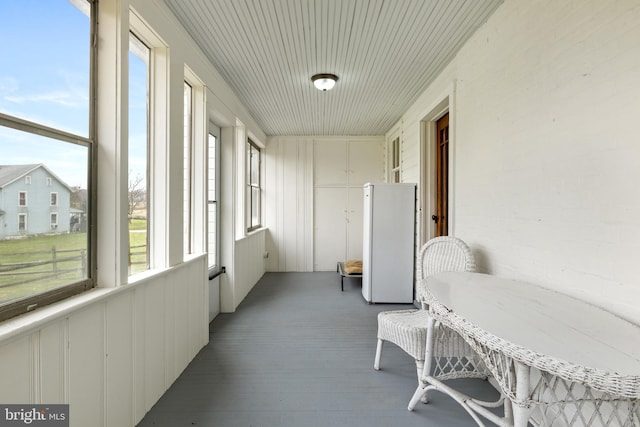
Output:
left=362, top=183, right=416, bottom=303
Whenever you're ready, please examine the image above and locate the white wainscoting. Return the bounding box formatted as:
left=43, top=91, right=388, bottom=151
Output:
left=0, top=256, right=208, bottom=427
left=220, top=228, right=266, bottom=313
left=209, top=275, right=221, bottom=322
left=233, top=229, right=266, bottom=309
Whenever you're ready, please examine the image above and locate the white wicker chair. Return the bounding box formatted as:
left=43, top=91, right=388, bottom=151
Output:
left=374, top=236, right=487, bottom=400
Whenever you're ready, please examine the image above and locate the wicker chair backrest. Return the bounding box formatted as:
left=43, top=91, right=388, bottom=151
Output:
left=415, top=237, right=476, bottom=302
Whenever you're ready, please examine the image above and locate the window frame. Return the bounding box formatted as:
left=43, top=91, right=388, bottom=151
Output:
left=246, top=139, right=261, bottom=232
left=182, top=67, right=207, bottom=261
left=18, top=214, right=27, bottom=233
left=183, top=80, right=194, bottom=256
left=390, top=136, right=401, bottom=183
left=0, top=0, right=96, bottom=321
left=207, top=125, right=221, bottom=277
left=50, top=192, right=58, bottom=207
left=18, top=191, right=28, bottom=207
left=127, top=9, right=172, bottom=276
left=127, top=30, right=151, bottom=276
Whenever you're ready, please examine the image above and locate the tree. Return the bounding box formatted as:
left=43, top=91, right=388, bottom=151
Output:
left=128, top=173, right=146, bottom=223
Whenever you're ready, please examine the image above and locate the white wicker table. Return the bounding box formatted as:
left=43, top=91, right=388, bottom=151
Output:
left=409, top=272, right=640, bottom=426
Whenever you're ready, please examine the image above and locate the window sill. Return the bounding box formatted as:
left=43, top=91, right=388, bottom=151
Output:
left=0, top=257, right=208, bottom=344
left=247, top=226, right=267, bottom=236
left=0, top=286, right=115, bottom=344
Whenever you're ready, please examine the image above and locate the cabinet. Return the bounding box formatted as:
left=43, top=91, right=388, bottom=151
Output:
left=313, top=139, right=383, bottom=271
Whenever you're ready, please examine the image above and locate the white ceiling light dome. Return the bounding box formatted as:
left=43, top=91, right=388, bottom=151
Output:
left=311, top=73, right=338, bottom=91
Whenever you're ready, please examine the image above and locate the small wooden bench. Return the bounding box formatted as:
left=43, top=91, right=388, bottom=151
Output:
left=337, top=261, right=362, bottom=291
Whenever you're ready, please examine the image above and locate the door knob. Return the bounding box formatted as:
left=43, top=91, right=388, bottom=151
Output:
left=431, top=214, right=438, bottom=223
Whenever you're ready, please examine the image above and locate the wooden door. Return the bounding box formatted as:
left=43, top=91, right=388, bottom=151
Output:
left=434, top=114, right=449, bottom=236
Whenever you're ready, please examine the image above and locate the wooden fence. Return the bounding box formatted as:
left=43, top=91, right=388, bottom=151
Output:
left=0, top=247, right=87, bottom=289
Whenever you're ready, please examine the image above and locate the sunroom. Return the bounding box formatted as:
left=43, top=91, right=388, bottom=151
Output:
left=0, top=0, right=638, bottom=426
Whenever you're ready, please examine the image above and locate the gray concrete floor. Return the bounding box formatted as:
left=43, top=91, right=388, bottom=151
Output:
left=137, top=272, right=500, bottom=427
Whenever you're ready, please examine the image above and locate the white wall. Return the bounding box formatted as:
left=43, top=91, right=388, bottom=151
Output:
left=264, top=137, right=315, bottom=272
left=0, top=0, right=267, bottom=425
left=0, top=258, right=207, bottom=427
left=265, top=136, right=384, bottom=272
left=394, top=0, right=640, bottom=324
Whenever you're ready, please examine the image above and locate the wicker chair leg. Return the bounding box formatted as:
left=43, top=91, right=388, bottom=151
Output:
left=415, top=359, right=429, bottom=403
left=374, top=339, right=383, bottom=370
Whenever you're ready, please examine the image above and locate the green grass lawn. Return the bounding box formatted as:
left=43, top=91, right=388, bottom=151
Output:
left=128, top=220, right=148, bottom=275
left=0, top=232, right=89, bottom=303
left=1, top=223, right=148, bottom=303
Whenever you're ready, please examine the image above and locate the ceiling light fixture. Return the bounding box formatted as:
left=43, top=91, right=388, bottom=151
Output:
left=311, top=73, right=338, bottom=91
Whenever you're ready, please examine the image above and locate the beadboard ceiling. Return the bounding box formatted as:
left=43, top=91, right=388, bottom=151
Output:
left=162, top=0, right=503, bottom=136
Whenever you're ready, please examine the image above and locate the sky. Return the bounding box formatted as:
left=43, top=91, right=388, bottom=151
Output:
left=0, top=0, right=147, bottom=190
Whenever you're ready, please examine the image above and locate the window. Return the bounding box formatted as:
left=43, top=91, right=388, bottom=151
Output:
left=18, top=192, right=27, bottom=207
left=128, top=32, right=150, bottom=276
left=390, top=136, right=400, bottom=183
left=50, top=213, right=58, bottom=229
left=246, top=139, right=261, bottom=231
left=18, top=214, right=27, bottom=233
left=50, top=192, right=58, bottom=206
left=183, top=81, right=193, bottom=255
left=183, top=68, right=206, bottom=260
left=207, top=126, right=221, bottom=275
left=0, top=0, right=94, bottom=320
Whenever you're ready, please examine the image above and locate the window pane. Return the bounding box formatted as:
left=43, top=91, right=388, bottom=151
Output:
left=0, top=0, right=91, bottom=137
left=251, top=187, right=260, bottom=229
left=246, top=140, right=260, bottom=230
left=0, top=130, right=89, bottom=305
left=208, top=134, right=216, bottom=202
left=249, top=145, right=259, bottom=186
left=128, top=33, right=150, bottom=276
left=183, top=82, right=192, bottom=255
left=207, top=202, right=217, bottom=269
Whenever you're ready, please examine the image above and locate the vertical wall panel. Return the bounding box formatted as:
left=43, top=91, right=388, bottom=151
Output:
left=314, top=187, right=348, bottom=270
left=283, top=140, right=300, bottom=271
left=265, top=137, right=314, bottom=272
left=145, top=278, right=167, bottom=410
left=163, top=272, right=177, bottom=385
left=39, top=323, right=67, bottom=404
left=0, top=336, right=31, bottom=403
left=68, top=307, right=104, bottom=426
left=133, top=286, right=146, bottom=424
left=105, top=292, right=134, bottom=427
left=232, top=229, right=266, bottom=310
left=188, top=258, right=208, bottom=359
left=172, top=267, right=190, bottom=379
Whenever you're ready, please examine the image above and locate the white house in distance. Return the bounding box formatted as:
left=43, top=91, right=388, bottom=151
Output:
left=0, top=164, right=73, bottom=239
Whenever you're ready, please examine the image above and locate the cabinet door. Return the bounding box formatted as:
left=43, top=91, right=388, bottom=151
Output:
left=314, top=187, right=347, bottom=270
left=314, top=140, right=348, bottom=186
left=346, top=186, right=364, bottom=261
left=348, top=140, right=384, bottom=186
